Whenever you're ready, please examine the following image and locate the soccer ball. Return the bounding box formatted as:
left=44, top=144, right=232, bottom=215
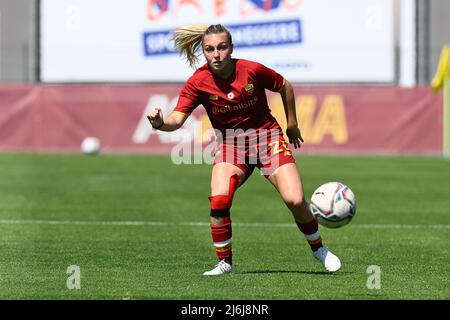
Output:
left=81, top=137, right=101, bottom=155
left=310, top=182, right=356, bottom=228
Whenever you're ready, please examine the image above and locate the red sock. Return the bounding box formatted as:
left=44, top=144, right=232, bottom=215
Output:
left=296, top=219, right=323, bottom=251
left=210, top=216, right=232, bottom=264
left=208, top=175, right=240, bottom=265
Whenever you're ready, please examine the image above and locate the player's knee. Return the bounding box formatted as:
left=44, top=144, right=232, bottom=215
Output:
left=209, top=194, right=233, bottom=211
left=284, top=195, right=308, bottom=212
left=209, top=174, right=240, bottom=212
left=209, top=193, right=234, bottom=219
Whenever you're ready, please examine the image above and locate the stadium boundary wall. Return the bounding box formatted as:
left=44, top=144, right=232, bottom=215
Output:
left=0, top=84, right=442, bottom=155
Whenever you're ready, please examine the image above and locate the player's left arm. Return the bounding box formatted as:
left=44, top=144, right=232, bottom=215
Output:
left=278, top=79, right=304, bottom=149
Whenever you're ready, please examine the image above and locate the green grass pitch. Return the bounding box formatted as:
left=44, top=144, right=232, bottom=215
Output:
left=0, top=153, right=448, bottom=299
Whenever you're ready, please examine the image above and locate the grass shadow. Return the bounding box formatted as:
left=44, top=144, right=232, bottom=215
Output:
left=239, top=270, right=354, bottom=275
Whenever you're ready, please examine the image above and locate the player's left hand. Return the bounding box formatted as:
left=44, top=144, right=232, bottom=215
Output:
left=286, top=126, right=304, bottom=149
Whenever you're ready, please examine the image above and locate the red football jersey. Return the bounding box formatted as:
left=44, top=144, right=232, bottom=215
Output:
left=174, top=59, right=285, bottom=132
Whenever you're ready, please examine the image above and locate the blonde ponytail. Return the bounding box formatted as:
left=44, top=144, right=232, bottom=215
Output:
left=172, top=24, right=209, bottom=69
left=172, top=24, right=233, bottom=69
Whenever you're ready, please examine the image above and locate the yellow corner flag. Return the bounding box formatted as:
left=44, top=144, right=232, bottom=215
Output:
left=431, top=45, right=450, bottom=93
left=431, top=45, right=450, bottom=157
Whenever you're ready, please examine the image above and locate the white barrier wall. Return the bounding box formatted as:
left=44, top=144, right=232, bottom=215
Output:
left=41, top=0, right=395, bottom=83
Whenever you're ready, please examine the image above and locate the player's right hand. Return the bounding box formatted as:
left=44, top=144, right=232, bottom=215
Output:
left=147, top=108, right=164, bottom=129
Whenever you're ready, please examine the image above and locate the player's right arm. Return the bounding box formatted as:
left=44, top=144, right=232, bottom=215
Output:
left=147, top=108, right=189, bottom=132
left=148, top=74, right=199, bottom=131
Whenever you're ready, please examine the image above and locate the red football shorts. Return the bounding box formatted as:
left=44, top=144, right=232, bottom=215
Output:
left=213, top=125, right=295, bottom=179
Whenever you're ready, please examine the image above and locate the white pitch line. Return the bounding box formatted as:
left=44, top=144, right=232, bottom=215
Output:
left=0, top=219, right=448, bottom=229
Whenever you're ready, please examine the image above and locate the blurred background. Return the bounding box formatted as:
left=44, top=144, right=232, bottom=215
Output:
left=0, top=0, right=449, bottom=155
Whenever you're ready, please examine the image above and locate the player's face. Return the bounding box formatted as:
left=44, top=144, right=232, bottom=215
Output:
left=202, top=33, right=234, bottom=77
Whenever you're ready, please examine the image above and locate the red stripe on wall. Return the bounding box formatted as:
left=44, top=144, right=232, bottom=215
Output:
left=0, top=85, right=443, bottom=154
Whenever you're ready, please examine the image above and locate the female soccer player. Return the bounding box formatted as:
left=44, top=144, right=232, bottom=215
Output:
left=147, top=24, right=341, bottom=275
